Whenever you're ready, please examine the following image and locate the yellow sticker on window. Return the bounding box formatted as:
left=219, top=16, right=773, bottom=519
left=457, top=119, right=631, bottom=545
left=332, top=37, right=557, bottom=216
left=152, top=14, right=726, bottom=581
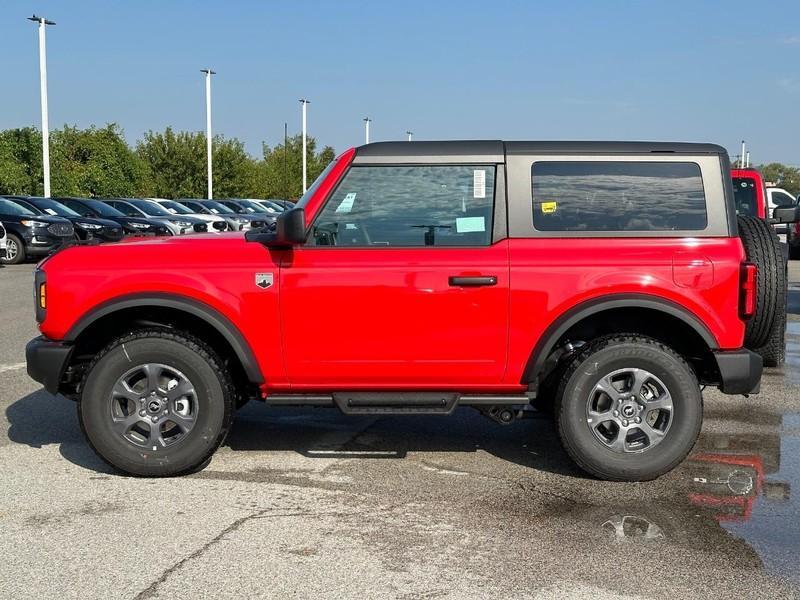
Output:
left=541, top=201, right=557, bottom=214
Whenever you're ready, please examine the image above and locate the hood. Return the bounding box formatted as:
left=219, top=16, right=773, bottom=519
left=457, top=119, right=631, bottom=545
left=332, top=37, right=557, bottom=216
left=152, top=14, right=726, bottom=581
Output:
left=66, top=216, right=122, bottom=228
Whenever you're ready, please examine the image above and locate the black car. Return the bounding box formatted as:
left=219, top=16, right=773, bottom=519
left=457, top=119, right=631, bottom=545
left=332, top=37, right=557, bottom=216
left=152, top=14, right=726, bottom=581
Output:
left=218, top=199, right=279, bottom=222
left=101, top=199, right=209, bottom=235
left=59, top=198, right=171, bottom=237
left=13, top=197, right=124, bottom=243
left=0, top=197, right=75, bottom=265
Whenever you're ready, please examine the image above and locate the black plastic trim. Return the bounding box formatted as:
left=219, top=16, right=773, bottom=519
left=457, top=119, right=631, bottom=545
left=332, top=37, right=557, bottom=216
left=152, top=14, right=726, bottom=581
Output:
left=26, top=336, right=74, bottom=394
left=65, top=293, right=264, bottom=383
left=713, top=349, right=762, bottom=395
left=521, top=294, right=719, bottom=385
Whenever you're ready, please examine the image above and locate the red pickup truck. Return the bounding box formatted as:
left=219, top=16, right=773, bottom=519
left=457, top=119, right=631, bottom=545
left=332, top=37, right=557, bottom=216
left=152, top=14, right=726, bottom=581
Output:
left=27, top=141, right=784, bottom=481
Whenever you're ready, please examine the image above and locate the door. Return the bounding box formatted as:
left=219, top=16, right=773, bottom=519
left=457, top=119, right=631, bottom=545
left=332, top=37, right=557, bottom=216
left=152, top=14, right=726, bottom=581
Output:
left=280, top=164, right=510, bottom=388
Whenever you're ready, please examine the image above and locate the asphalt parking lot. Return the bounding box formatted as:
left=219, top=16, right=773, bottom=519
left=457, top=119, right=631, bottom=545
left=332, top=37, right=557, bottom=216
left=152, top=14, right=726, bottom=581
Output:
left=1, top=262, right=799, bottom=600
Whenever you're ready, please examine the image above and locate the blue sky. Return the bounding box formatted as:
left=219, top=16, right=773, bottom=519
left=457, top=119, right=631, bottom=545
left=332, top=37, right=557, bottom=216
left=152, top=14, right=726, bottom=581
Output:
left=2, top=0, right=799, bottom=164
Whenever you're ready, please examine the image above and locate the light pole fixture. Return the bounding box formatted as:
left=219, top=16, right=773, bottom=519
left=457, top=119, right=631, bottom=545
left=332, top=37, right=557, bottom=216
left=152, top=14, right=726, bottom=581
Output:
left=299, top=99, right=310, bottom=193
left=363, top=117, right=371, bottom=144
left=406, top=130, right=413, bottom=142
left=200, top=69, right=216, bottom=199
left=28, top=15, right=56, bottom=197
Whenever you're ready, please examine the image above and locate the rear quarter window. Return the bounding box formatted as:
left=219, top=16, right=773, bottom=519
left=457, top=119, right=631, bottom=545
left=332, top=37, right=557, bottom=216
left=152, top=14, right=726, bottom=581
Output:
left=532, top=161, right=707, bottom=232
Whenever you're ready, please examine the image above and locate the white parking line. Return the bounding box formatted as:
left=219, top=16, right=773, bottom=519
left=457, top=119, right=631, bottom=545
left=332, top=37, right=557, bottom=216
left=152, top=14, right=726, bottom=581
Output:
left=0, top=362, right=26, bottom=374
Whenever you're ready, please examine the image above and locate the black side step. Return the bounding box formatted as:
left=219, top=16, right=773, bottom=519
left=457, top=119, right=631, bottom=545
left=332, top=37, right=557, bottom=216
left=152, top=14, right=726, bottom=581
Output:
left=334, top=392, right=458, bottom=415
left=265, top=393, right=529, bottom=415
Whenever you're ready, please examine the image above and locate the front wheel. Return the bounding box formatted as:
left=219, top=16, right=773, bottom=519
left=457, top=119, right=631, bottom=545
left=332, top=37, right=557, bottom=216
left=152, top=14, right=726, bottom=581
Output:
left=79, top=329, right=235, bottom=476
left=2, top=234, right=25, bottom=265
left=555, top=335, right=702, bottom=481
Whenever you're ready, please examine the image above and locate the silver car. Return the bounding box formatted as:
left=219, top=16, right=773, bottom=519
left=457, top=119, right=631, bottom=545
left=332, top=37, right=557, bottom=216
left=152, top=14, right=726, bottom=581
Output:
left=149, top=198, right=230, bottom=232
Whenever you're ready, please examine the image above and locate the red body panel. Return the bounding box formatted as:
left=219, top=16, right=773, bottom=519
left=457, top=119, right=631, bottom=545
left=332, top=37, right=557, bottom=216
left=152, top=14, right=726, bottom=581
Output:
left=39, top=148, right=749, bottom=395
left=731, top=168, right=767, bottom=219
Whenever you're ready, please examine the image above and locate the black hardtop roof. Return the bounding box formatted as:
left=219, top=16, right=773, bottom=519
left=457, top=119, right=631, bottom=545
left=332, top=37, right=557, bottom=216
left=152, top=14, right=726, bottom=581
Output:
left=355, top=140, right=728, bottom=158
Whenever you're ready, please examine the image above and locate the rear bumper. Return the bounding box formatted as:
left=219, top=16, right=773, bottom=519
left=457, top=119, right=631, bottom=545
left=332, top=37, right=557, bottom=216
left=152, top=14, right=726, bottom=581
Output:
left=714, top=349, right=762, bottom=395
left=26, top=336, right=73, bottom=395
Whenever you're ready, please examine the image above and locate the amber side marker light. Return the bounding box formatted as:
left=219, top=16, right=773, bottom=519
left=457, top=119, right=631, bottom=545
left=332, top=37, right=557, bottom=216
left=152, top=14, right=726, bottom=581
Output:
left=38, top=282, right=46, bottom=309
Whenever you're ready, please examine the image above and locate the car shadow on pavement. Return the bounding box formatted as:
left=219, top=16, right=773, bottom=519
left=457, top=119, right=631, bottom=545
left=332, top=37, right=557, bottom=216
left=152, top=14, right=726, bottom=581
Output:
left=5, top=390, right=114, bottom=474
left=5, top=390, right=583, bottom=478
left=226, top=404, right=586, bottom=478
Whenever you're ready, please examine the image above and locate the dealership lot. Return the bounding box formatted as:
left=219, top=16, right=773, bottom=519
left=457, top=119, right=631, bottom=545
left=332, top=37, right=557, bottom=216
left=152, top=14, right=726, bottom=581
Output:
left=1, top=262, right=799, bottom=599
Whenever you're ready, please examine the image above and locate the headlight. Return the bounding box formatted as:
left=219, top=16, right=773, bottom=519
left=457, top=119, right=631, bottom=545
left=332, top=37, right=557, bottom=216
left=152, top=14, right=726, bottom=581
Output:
left=129, top=222, right=150, bottom=229
left=21, top=220, right=50, bottom=228
left=170, top=220, right=192, bottom=228
left=77, top=222, right=103, bottom=230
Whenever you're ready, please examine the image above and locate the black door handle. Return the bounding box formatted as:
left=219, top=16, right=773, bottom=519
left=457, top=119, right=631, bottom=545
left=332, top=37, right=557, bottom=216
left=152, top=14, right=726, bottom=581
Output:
left=448, top=276, right=498, bottom=287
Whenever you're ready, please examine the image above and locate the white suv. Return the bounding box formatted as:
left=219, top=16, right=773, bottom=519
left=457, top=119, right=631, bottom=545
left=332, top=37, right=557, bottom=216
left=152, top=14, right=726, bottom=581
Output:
left=0, top=222, right=6, bottom=262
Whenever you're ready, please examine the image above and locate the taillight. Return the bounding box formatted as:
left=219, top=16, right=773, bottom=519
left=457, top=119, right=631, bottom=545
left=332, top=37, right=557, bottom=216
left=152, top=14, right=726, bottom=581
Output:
left=739, top=262, right=757, bottom=319
left=34, top=268, right=47, bottom=323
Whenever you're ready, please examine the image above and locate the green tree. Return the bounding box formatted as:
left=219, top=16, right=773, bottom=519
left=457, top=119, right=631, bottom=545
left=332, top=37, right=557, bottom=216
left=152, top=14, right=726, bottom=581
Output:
left=0, top=127, right=44, bottom=195
left=137, top=127, right=262, bottom=199
left=260, top=135, right=335, bottom=199
left=136, top=127, right=207, bottom=198
left=756, top=163, right=800, bottom=197
left=50, top=124, right=151, bottom=197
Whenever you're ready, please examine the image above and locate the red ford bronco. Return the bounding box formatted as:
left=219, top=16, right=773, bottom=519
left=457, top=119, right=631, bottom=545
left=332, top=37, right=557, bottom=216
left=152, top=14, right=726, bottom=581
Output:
left=27, top=141, right=788, bottom=481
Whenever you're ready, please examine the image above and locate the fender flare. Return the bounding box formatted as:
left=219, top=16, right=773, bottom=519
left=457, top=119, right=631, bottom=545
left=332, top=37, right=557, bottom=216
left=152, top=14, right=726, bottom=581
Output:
left=65, top=293, right=264, bottom=384
left=521, top=294, right=719, bottom=384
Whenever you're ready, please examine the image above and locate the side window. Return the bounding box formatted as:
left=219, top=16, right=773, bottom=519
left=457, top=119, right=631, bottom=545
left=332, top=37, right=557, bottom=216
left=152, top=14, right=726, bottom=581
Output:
left=772, top=191, right=796, bottom=208
left=532, top=161, right=707, bottom=231
left=309, top=165, right=495, bottom=247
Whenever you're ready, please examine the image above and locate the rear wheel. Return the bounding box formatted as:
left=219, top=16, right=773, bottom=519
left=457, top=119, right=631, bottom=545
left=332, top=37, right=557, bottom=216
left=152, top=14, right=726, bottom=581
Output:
left=2, top=234, right=25, bottom=265
left=79, top=329, right=235, bottom=477
left=555, top=335, right=702, bottom=481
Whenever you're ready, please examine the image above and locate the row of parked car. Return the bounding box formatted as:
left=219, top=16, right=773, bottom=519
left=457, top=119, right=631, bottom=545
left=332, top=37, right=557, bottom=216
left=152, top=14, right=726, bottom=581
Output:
left=0, top=197, right=293, bottom=264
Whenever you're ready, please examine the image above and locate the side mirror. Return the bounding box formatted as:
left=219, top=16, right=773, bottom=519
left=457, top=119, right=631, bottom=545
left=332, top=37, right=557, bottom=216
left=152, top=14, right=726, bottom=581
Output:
left=773, top=206, right=800, bottom=224
left=245, top=207, right=305, bottom=247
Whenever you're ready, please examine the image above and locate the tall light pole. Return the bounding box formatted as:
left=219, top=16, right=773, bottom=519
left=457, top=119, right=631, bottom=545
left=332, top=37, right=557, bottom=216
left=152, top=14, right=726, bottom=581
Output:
left=300, top=99, right=309, bottom=192
left=28, top=15, right=55, bottom=197
left=406, top=130, right=413, bottom=142
left=363, top=117, right=371, bottom=144
left=200, top=69, right=216, bottom=199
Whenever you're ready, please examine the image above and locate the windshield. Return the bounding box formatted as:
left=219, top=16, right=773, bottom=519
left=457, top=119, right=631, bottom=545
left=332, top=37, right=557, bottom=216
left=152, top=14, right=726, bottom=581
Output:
left=297, top=158, right=339, bottom=209
left=159, top=200, right=193, bottom=215
left=238, top=200, right=270, bottom=213
left=202, top=201, right=236, bottom=215
left=82, top=199, right=126, bottom=217
left=733, top=177, right=757, bottom=217
left=129, top=199, right=172, bottom=217
left=0, top=198, right=36, bottom=216
left=30, top=198, right=81, bottom=217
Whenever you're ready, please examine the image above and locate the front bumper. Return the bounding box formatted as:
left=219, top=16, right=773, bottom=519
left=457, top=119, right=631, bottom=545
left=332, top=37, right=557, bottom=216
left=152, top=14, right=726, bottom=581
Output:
left=26, top=336, right=74, bottom=395
left=714, top=349, right=762, bottom=395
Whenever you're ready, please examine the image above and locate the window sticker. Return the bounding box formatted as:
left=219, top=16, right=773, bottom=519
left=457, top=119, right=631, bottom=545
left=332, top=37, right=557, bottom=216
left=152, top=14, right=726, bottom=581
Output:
left=473, top=170, right=486, bottom=199
left=540, top=201, right=557, bottom=214
left=456, top=216, right=485, bottom=233
left=336, top=192, right=357, bottom=213
left=44, top=209, right=58, bottom=216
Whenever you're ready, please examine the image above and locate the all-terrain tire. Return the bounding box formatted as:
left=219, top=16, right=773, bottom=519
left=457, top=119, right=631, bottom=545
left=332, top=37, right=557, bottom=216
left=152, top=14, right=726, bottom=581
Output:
left=79, top=328, right=235, bottom=477
left=555, top=335, right=702, bottom=481
left=737, top=216, right=785, bottom=349
left=752, top=239, right=788, bottom=367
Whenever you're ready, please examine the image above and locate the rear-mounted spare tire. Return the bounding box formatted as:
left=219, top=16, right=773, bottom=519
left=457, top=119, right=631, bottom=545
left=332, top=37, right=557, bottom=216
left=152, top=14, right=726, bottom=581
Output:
left=737, top=215, right=787, bottom=363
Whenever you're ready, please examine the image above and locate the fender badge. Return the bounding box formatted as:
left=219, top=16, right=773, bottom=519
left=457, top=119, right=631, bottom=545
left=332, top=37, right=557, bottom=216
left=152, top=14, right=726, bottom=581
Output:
left=255, top=273, right=274, bottom=289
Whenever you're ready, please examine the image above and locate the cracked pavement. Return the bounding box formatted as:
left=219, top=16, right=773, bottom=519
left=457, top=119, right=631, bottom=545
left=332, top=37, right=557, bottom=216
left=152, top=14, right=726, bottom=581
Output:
left=1, top=262, right=800, bottom=599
